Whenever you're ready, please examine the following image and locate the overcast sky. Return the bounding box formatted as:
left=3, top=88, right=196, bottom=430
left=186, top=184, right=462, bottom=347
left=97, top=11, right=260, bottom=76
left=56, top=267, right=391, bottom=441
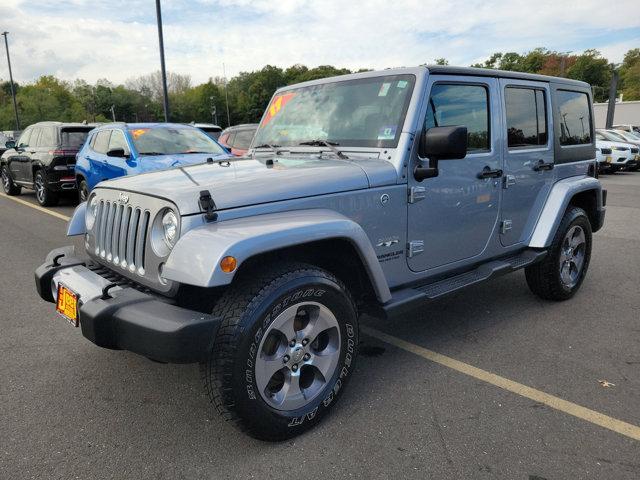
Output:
left=1, top=0, right=639, bottom=85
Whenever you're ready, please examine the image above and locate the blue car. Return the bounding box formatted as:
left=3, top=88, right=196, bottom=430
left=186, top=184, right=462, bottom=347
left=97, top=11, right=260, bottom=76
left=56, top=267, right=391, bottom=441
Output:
left=75, top=122, right=231, bottom=201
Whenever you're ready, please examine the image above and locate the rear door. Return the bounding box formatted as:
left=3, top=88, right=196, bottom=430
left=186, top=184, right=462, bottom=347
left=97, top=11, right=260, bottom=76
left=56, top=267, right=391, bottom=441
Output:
left=22, top=127, right=42, bottom=182
left=499, top=79, right=554, bottom=246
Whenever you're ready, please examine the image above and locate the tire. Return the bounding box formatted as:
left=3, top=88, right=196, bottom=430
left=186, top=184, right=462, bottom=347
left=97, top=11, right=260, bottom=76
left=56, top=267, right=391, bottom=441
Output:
left=34, top=170, right=58, bottom=206
left=202, top=262, right=358, bottom=441
left=1, top=165, right=21, bottom=195
left=525, top=206, right=592, bottom=301
left=78, top=178, right=89, bottom=203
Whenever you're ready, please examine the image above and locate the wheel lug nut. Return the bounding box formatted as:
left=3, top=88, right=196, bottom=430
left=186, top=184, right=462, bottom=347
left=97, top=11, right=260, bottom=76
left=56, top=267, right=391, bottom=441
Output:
left=283, top=355, right=290, bottom=363
left=303, top=353, right=310, bottom=361
left=292, top=364, right=298, bottom=372
left=302, top=338, right=309, bottom=346
left=289, top=340, right=296, bottom=347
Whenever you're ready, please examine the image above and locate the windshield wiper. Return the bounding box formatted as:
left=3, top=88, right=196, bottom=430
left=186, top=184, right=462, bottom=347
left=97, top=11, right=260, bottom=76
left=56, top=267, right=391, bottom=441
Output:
left=297, top=140, right=348, bottom=159
left=180, top=151, right=215, bottom=154
left=138, top=152, right=164, bottom=156
left=253, top=143, right=282, bottom=156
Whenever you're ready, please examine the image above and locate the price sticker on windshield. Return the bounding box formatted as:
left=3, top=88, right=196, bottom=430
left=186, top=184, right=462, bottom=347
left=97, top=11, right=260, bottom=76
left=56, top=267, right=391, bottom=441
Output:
left=261, top=92, right=296, bottom=126
left=130, top=128, right=150, bottom=139
left=377, top=125, right=397, bottom=140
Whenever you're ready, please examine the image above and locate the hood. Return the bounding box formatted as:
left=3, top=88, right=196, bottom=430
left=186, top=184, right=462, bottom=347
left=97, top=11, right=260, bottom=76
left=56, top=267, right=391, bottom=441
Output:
left=99, top=154, right=397, bottom=215
left=134, top=152, right=231, bottom=173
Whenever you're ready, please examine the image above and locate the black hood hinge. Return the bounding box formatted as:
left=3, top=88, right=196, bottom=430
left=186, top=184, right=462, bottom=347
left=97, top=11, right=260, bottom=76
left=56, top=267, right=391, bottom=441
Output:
left=199, top=190, right=218, bottom=221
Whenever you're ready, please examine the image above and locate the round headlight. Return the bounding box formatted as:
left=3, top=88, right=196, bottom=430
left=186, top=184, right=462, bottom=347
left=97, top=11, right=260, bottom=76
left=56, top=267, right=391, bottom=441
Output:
left=162, top=210, right=178, bottom=248
left=86, top=195, right=99, bottom=230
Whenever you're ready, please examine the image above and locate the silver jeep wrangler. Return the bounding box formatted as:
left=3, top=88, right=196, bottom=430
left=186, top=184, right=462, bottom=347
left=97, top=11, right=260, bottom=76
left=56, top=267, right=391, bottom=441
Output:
left=35, top=66, right=605, bottom=440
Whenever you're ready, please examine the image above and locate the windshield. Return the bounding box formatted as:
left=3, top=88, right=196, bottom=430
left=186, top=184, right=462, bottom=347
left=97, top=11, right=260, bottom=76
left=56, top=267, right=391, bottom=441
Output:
left=129, top=127, right=226, bottom=155
left=253, top=74, right=415, bottom=149
left=604, top=130, right=627, bottom=142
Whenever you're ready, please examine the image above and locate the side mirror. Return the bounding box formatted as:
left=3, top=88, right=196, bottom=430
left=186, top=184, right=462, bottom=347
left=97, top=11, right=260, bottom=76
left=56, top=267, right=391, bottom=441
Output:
left=5, top=140, right=15, bottom=149
left=414, top=126, right=468, bottom=181
left=106, top=148, right=128, bottom=158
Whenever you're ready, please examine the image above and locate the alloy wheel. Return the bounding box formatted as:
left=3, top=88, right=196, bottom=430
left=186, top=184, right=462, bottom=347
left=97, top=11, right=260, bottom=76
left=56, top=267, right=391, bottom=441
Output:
left=35, top=174, right=45, bottom=203
left=1, top=168, right=10, bottom=191
left=255, top=301, right=341, bottom=411
left=559, top=225, right=586, bottom=288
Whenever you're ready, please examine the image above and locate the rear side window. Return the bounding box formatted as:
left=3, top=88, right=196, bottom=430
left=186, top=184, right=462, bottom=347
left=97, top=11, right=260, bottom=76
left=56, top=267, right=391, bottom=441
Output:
left=425, top=84, right=490, bottom=152
left=30, top=128, right=42, bottom=148
left=93, top=130, right=112, bottom=154
left=234, top=129, right=256, bottom=149
left=17, top=129, right=32, bottom=148
left=557, top=91, right=591, bottom=146
left=62, top=128, right=92, bottom=149
left=37, top=127, right=56, bottom=147
left=505, top=88, right=548, bottom=148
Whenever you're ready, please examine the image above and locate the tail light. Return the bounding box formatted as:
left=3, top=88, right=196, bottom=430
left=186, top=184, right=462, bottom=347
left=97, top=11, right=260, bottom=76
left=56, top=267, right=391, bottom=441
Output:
left=49, top=149, right=78, bottom=156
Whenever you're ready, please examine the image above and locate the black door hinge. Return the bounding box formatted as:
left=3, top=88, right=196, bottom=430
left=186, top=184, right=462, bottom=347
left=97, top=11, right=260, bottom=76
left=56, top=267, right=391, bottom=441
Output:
left=199, top=190, right=218, bottom=221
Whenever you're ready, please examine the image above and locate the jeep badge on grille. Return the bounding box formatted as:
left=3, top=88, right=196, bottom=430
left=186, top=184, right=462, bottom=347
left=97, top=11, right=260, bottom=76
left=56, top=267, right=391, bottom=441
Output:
left=118, top=193, right=129, bottom=204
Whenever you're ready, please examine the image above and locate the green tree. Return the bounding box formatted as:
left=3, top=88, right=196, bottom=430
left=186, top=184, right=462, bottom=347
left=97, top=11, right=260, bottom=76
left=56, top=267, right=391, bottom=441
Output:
left=566, top=49, right=611, bottom=102
left=620, top=48, right=640, bottom=101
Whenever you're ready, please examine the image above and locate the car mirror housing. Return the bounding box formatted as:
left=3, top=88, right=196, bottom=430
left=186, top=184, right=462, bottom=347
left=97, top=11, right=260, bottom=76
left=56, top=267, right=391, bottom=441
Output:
left=415, top=126, right=468, bottom=181
left=5, top=140, right=15, bottom=149
left=106, top=148, right=128, bottom=158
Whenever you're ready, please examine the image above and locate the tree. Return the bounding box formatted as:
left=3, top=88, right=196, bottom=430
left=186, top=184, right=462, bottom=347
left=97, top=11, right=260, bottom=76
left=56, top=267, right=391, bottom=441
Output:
left=566, top=50, right=611, bottom=102
left=620, top=48, right=640, bottom=101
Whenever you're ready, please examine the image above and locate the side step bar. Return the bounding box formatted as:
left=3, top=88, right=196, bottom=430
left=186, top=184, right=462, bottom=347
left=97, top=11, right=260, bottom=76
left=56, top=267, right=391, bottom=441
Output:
left=382, top=249, right=547, bottom=318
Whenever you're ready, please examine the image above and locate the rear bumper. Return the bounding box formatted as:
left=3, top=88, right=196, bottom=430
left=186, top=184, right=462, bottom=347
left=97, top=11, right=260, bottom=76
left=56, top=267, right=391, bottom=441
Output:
left=35, top=246, right=220, bottom=363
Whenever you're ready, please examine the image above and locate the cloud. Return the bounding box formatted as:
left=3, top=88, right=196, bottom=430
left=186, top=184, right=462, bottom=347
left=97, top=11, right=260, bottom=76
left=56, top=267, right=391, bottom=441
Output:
left=1, top=0, right=638, bottom=85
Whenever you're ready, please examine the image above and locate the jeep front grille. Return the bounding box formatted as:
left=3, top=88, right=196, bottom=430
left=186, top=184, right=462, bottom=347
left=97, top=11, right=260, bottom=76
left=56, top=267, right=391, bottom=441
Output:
left=94, top=200, right=151, bottom=276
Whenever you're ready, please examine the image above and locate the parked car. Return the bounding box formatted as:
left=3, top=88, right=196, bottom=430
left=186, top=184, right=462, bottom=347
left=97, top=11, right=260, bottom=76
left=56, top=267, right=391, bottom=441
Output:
left=74, top=122, right=232, bottom=201
left=36, top=66, right=605, bottom=441
left=595, top=144, right=614, bottom=173
left=596, top=130, right=639, bottom=171
left=218, top=123, right=258, bottom=156
left=191, top=122, right=223, bottom=140
left=0, top=132, right=10, bottom=157
left=612, top=124, right=640, bottom=135
left=1, top=122, right=94, bottom=206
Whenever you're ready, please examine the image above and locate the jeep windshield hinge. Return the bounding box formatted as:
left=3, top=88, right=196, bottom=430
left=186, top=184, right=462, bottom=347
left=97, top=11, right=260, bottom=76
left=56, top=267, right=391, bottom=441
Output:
left=199, top=190, right=218, bottom=221
left=408, top=186, right=427, bottom=204
left=407, top=240, right=425, bottom=258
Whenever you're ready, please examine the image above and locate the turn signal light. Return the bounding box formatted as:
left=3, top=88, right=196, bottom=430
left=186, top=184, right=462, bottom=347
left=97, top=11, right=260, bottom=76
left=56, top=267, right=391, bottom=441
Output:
left=220, top=256, right=237, bottom=273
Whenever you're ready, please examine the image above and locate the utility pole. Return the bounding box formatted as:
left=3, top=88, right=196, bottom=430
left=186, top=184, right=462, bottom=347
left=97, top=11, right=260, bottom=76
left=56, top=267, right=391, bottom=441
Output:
left=210, top=96, right=217, bottom=124
left=110, top=105, right=116, bottom=121
left=2, top=32, right=20, bottom=131
left=155, top=0, right=170, bottom=122
left=605, top=68, right=619, bottom=129
left=223, top=63, right=231, bottom=127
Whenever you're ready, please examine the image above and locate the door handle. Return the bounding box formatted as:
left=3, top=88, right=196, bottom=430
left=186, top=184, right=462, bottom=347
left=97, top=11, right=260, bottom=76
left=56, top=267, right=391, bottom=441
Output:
left=533, top=159, right=554, bottom=171
left=477, top=166, right=503, bottom=179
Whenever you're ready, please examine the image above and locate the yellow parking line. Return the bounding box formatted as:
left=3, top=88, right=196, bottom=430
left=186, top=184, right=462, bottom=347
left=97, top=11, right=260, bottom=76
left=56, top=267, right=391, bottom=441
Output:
left=362, top=325, right=640, bottom=441
left=0, top=192, right=70, bottom=222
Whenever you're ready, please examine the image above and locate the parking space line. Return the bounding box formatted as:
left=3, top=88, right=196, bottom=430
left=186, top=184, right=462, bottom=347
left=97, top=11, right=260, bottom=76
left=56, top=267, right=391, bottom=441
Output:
left=0, top=192, right=71, bottom=221
left=361, top=325, right=640, bottom=441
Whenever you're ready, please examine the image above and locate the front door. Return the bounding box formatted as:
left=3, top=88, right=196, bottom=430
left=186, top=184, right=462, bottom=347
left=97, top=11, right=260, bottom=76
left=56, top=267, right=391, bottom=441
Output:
left=8, top=128, right=33, bottom=182
left=499, top=79, right=555, bottom=246
left=408, top=76, right=502, bottom=272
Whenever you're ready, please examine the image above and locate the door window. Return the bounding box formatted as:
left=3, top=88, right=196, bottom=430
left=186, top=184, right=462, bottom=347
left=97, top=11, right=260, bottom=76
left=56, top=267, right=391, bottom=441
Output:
left=425, top=84, right=490, bottom=152
left=108, top=130, right=130, bottom=154
left=225, top=132, right=237, bottom=147
left=93, top=130, right=112, bottom=154
left=17, top=129, right=32, bottom=148
left=505, top=88, right=548, bottom=148
left=557, top=90, right=591, bottom=145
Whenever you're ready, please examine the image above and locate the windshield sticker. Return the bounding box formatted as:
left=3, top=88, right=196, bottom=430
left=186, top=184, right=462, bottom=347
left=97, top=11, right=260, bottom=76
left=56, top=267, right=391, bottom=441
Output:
left=377, top=125, right=397, bottom=140
left=130, top=128, right=150, bottom=139
left=397, top=80, right=408, bottom=89
left=378, top=83, right=391, bottom=97
left=261, top=92, right=296, bottom=126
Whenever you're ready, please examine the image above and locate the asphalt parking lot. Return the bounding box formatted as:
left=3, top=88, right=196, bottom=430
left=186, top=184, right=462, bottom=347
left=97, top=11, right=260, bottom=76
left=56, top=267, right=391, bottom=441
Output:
left=1, top=173, right=639, bottom=480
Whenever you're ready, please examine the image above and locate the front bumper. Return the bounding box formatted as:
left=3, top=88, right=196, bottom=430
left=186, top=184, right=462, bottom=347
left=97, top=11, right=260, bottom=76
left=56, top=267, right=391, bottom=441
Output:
left=35, top=246, right=221, bottom=363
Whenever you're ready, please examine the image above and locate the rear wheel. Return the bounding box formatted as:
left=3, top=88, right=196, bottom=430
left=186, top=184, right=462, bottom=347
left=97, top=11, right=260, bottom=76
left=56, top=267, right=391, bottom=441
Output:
left=34, top=170, right=58, bottom=206
left=201, top=262, right=358, bottom=441
left=525, top=206, right=592, bottom=301
left=1, top=165, right=21, bottom=195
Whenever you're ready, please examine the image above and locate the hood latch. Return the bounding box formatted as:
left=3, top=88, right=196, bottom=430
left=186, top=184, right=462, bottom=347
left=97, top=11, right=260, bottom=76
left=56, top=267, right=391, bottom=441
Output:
left=199, top=190, right=218, bottom=221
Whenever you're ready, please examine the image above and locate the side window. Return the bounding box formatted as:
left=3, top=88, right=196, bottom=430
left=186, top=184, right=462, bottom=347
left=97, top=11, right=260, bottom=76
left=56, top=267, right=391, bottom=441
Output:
left=93, top=130, right=112, bottom=154
left=557, top=90, right=592, bottom=146
left=234, top=129, right=255, bottom=149
left=37, top=127, right=56, bottom=147
left=226, top=131, right=237, bottom=147
left=425, top=84, right=490, bottom=152
left=107, top=130, right=130, bottom=154
left=30, top=128, right=42, bottom=148
left=17, top=129, right=32, bottom=148
left=505, top=87, right=548, bottom=148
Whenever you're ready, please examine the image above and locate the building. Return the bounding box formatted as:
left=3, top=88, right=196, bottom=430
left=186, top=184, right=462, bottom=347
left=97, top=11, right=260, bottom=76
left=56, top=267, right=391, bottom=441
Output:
left=593, top=101, right=640, bottom=128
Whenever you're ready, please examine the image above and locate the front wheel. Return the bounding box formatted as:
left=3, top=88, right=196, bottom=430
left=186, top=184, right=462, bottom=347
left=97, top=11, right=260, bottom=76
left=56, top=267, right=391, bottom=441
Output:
left=78, top=178, right=89, bottom=203
left=1, top=165, right=21, bottom=195
left=525, top=206, right=592, bottom=301
left=201, top=263, right=358, bottom=441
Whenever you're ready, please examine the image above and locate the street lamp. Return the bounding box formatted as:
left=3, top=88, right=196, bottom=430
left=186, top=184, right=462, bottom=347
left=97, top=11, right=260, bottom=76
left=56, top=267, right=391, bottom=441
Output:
left=210, top=96, right=217, bottom=125
left=1, top=32, right=20, bottom=131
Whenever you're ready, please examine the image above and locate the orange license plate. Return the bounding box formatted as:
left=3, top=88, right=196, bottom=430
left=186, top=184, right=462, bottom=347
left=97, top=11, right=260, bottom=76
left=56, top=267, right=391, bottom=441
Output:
left=56, top=284, right=79, bottom=327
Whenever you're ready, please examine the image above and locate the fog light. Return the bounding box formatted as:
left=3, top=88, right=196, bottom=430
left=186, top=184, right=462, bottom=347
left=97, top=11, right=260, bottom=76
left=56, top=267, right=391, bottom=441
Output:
left=220, top=256, right=237, bottom=273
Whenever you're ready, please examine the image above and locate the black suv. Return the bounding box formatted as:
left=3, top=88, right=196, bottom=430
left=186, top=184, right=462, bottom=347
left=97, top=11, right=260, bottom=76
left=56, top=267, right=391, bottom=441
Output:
left=1, top=122, right=94, bottom=206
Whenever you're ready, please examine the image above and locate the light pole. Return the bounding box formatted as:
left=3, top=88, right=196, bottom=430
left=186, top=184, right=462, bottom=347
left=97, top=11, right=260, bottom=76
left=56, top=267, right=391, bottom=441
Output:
left=1, top=32, right=20, bottom=131
left=155, top=0, right=170, bottom=122
left=210, top=96, right=217, bottom=124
